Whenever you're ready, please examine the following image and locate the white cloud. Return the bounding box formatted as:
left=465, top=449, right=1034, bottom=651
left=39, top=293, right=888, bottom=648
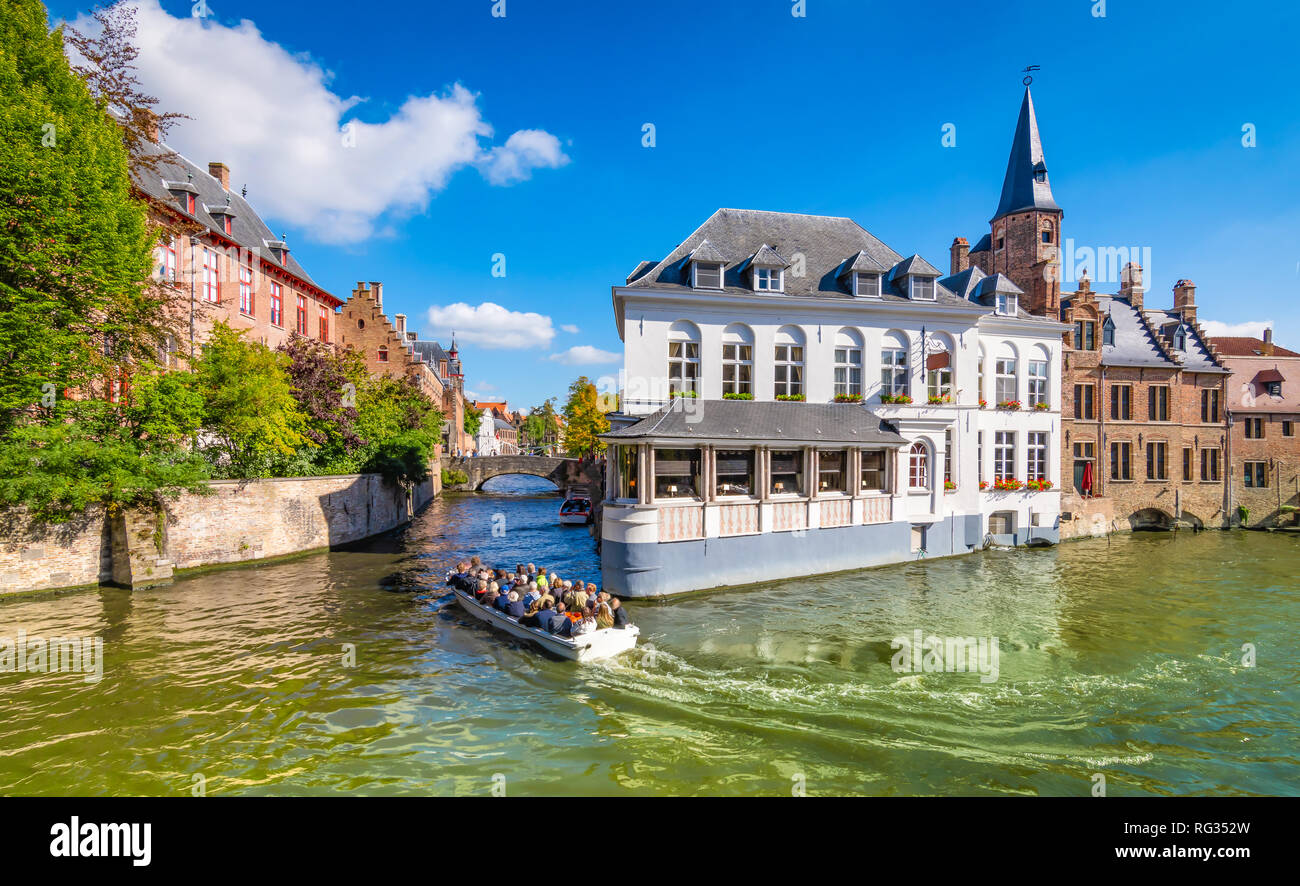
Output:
left=559, top=324, right=580, bottom=334
left=478, top=130, right=570, bottom=186
left=548, top=345, right=621, bottom=366
left=425, top=302, right=555, bottom=349
left=80, top=2, right=567, bottom=244
left=1200, top=319, right=1274, bottom=338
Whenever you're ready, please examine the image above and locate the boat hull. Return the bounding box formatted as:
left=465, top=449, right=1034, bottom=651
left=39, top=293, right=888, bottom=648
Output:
left=453, top=590, right=638, bottom=662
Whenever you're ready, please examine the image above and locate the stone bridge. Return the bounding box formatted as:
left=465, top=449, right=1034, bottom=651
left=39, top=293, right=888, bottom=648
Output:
left=444, top=455, right=588, bottom=493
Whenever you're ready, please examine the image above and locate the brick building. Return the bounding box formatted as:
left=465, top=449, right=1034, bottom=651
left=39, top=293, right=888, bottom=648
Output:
left=338, top=282, right=471, bottom=456
left=1210, top=331, right=1300, bottom=527
left=953, top=88, right=1231, bottom=536
left=134, top=132, right=340, bottom=364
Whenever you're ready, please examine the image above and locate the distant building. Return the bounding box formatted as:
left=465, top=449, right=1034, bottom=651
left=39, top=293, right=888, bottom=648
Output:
left=952, top=88, right=1231, bottom=536
left=339, top=282, right=445, bottom=407
left=473, top=401, right=520, bottom=454
left=1210, top=330, right=1300, bottom=526
left=135, top=128, right=340, bottom=368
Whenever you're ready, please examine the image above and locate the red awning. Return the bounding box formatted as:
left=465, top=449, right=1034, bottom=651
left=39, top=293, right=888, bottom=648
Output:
left=926, top=351, right=951, bottom=371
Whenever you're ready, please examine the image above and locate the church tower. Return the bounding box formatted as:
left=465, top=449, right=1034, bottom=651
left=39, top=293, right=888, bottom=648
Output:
left=987, top=87, right=1062, bottom=317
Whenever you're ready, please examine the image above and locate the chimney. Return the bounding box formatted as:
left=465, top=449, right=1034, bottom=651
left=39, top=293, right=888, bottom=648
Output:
left=1119, top=262, right=1144, bottom=310
left=950, top=237, right=969, bottom=275
left=370, top=282, right=383, bottom=312
left=139, top=110, right=161, bottom=144
left=1263, top=327, right=1274, bottom=357
left=1173, top=279, right=1197, bottom=322
left=209, top=162, right=230, bottom=191
left=395, top=313, right=406, bottom=336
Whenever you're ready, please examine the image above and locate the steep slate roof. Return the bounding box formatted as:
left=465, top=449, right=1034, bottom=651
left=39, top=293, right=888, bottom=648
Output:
left=626, top=260, right=658, bottom=284
left=133, top=139, right=328, bottom=297
left=746, top=243, right=790, bottom=267
left=993, top=87, right=1060, bottom=221
left=940, top=266, right=986, bottom=301
left=1145, top=309, right=1223, bottom=371
left=889, top=253, right=941, bottom=279
left=601, top=398, right=907, bottom=445
left=687, top=238, right=728, bottom=263
left=1064, top=295, right=1226, bottom=372
left=841, top=249, right=891, bottom=275
left=1210, top=336, right=1300, bottom=358
left=622, top=208, right=972, bottom=307
left=969, top=233, right=992, bottom=254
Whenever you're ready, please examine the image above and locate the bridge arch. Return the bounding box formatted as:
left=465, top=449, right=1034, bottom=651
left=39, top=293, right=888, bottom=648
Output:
left=446, top=455, right=585, bottom=493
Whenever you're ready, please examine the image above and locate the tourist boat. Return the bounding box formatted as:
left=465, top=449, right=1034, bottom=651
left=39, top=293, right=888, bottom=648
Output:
left=558, top=497, right=592, bottom=526
left=452, top=589, right=639, bottom=662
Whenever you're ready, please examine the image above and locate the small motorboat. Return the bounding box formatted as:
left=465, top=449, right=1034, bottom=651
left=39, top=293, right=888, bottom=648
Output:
left=452, top=588, right=639, bottom=662
left=558, top=497, right=592, bottom=526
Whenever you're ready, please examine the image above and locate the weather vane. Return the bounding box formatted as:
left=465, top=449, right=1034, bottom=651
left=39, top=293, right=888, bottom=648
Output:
left=1022, top=65, right=1040, bottom=86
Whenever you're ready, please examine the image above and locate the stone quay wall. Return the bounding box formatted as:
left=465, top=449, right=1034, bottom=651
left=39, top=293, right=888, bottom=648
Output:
left=0, top=470, right=436, bottom=596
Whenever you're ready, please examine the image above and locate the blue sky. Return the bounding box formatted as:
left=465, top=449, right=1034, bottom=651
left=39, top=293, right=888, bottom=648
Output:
left=49, top=0, right=1300, bottom=408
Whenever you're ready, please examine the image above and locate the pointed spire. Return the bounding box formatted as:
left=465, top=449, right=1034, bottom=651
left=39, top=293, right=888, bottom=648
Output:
left=992, top=87, right=1059, bottom=221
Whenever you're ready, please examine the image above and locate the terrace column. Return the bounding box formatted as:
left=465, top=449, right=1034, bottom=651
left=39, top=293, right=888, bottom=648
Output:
left=639, top=444, right=653, bottom=506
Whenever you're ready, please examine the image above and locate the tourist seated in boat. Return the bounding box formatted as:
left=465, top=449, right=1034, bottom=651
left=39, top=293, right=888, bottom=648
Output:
left=522, top=599, right=557, bottom=631
left=596, top=602, right=614, bottom=630
left=483, top=584, right=499, bottom=609
left=504, top=591, right=525, bottom=618
left=610, top=598, right=629, bottom=629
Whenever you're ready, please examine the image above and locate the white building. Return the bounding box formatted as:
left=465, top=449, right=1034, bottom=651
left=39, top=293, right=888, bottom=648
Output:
left=475, top=408, right=499, bottom=457
left=601, top=208, right=1067, bottom=597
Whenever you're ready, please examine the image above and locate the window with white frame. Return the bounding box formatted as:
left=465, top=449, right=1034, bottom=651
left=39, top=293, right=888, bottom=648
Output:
left=908, top=441, right=929, bottom=489
left=880, top=337, right=909, bottom=398
left=834, top=331, right=863, bottom=398
left=693, top=262, right=723, bottom=289
left=994, top=431, right=1016, bottom=480
left=995, top=292, right=1017, bottom=315
left=754, top=267, right=783, bottom=292
left=995, top=350, right=1018, bottom=404
left=774, top=327, right=805, bottom=398
left=721, top=341, right=752, bottom=395
left=1028, top=432, right=1048, bottom=481
left=854, top=272, right=881, bottom=298
left=202, top=248, right=220, bottom=303
left=910, top=276, right=936, bottom=301
left=926, top=343, right=953, bottom=401
left=159, top=236, right=177, bottom=283
left=1028, top=357, right=1048, bottom=407
left=239, top=266, right=254, bottom=316
left=668, top=340, right=700, bottom=395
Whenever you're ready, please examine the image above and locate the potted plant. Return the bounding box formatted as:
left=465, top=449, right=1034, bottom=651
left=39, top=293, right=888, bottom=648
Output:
left=669, top=390, right=698, bottom=399
left=1026, top=478, right=1054, bottom=491
left=944, top=480, right=957, bottom=493
left=979, top=398, right=988, bottom=409
left=833, top=393, right=864, bottom=403
left=928, top=394, right=953, bottom=405
left=979, top=481, right=989, bottom=490
left=722, top=392, right=754, bottom=400
left=997, top=400, right=1022, bottom=410
left=1032, top=401, right=1050, bottom=411
left=775, top=393, right=806, bottom=401
left=992, top=477, right=1024, bottom=491
left=880, top=393, right=913, bottom=405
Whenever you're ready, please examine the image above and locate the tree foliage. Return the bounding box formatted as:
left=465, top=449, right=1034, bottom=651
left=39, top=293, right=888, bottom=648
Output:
left=562, top=376, right=608, bottom=458
left=464, top=402, right=483, bottom=438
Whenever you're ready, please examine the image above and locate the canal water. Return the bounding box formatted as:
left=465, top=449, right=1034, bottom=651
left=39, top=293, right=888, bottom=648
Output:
left=1, top=475, right=1296, bottom=796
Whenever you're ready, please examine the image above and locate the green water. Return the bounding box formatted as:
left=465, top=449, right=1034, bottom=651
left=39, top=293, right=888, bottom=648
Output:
left=1, top=476, right=1296, bottom=796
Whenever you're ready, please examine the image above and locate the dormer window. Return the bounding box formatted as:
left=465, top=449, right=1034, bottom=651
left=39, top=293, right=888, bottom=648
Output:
left=1172, top=326, right=1187, bottom=350
left=692, top=262, right=723, bottom=289
left=754, top=267, right=783, bottom=292
left=995, top=292, right=1017, bottom=315
left=223, top=216, right=232, bottom=235
left=186, top=193, right=196, bottom=214
left=854, top=272, right=881, bottom=298
left=910, top=277, right=935, bottom=301
left=1102, top=317, right=1115, bottom=347
left=1033, top=162, right=1048, bottom=183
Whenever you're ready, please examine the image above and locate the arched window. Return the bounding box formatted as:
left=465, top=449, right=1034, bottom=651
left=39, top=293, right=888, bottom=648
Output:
left=908, top=441, right=929, bottom=490
left=880, top=331, right=909, bottom=399
left=926, top=333, right=955, bottom=402
left=995, top=344, right=1018, bottom=405
left=1028, top=344, right=1050, bottom=408
left=774, top=325, right=805, bottom=398
left=667, top=320, right=700, bottom=395
left=721, top=323, right=753, bottom=396
left=834, top=329, right=863, bottom=398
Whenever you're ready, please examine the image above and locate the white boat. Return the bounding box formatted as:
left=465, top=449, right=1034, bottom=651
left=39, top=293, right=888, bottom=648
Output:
left=452, top=589, right=639, bottom=662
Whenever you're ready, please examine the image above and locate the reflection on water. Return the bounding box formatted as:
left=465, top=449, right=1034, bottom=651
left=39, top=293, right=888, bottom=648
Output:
left=0, top=474, right=1296, bottom=796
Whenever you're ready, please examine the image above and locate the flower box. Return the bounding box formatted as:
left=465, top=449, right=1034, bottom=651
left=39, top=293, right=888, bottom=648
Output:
left=996, top=400, right=1022, bottom=411
left=880, top=394, right=913, bottom=405
left=775, top=393, right=806, bottom=401
left=943, top=480, right=957, bottom=492
left=1025, top=478, right=1054, bottom=491
left=927, top=395, right=953, bottom=405
left=991, top=478, right=1024, bottom=491
left=979, top=481, right=989, bottom=490
left=979, top=398, right=988, bottom=409
left=833, top=393, right=863, bottom=403
left=669, top=390, right=698, bottom=399
left=723, top=392, right=753, bottom=400
left=1032, top=401, right=1050, bottom=411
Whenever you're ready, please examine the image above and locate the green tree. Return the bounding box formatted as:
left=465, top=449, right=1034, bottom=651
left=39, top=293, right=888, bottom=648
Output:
left=562, top=376, right=608, bottom=458
left=0, top=369, right=209, bottom=524
left=464, top=402, right=483, bottom=439
left=0, top=0, right=173, bottom=434
left=353, top=372, right=442, bottom=485
left=191, top=323, right=310, bottom=477
left=519, top=398, right=558, bottom=454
